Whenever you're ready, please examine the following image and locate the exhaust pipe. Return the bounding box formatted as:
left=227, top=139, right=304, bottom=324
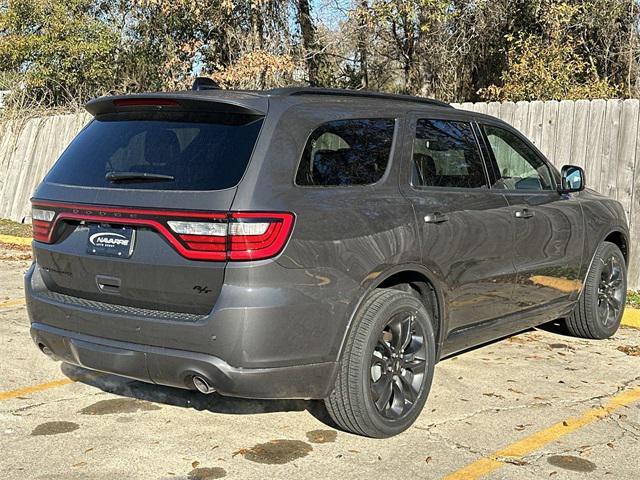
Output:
left=192, top=375, right=216, bottom=394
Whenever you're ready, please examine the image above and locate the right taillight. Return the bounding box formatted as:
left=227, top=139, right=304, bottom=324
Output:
left=167, top=213, right=294, bottom=261
left=228, top=212, right=295, bottom=261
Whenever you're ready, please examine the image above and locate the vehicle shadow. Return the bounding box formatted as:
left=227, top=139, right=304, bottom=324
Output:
left=60, top=363, right=335, bottom=426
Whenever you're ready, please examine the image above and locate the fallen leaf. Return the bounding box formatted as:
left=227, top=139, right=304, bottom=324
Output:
left=232, top=448, right=249, bottom=458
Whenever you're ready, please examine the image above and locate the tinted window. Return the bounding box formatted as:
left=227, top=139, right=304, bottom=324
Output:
left=413, top=119, right=487, bottom=188
left=296, top=118, right=395, bottom=186
left=46, top=112, right=263, bottom=190
left=483, top=125, right=554, bottom=191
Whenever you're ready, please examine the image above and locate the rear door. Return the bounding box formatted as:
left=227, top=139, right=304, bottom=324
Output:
left=400, top=112, right=520, bottom=334
left=31, top=99, right=265, bottom=316
left=477, top=121, right=585, bottom=311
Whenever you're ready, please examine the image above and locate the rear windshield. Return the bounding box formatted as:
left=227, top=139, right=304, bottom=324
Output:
left=45, top=111, right=264, bottom=190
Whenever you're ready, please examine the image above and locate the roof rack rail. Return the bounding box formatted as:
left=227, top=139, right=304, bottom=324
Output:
left=268, top=87, right=452, bottom=108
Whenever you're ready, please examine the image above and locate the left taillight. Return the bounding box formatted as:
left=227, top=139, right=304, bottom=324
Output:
left=31, top=207, right=56, bottom=243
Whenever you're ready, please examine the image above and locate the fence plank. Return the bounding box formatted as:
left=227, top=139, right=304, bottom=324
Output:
left=616, top=100, right=639, bottom=221
left=600, top=100, right=623, bottom=199
left=540, top=100, right=559, bottom=161
left=554, top=100, right=575, bottom=167
left=526, top=100, right=545, bottom=149
left=585, top=99, right=606, bottom=191
left=570, top=99, right=591, bottom=172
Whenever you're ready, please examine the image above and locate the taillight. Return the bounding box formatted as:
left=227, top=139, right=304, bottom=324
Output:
left=229, top=213, right=294, bottom=260
left=31, top=207, right=56, bottom=243
left=168, top=213, right=294, bottom=261
left=30, top=200, right=294, bottom=262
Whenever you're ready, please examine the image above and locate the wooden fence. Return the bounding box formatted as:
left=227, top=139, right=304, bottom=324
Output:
left=1, top=100, right=639, bottom=287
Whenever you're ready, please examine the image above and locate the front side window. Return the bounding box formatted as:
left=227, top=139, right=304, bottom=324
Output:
left=483, top=125, right=554, bottom=191
left=295, top=118, right=395, bottom=186
left=412, top=119, right=488, bottom=189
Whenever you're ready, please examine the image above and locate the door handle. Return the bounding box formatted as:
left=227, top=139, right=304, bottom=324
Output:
left=424, top=212, right=449, bottom=224
left=514, top=209, right=535, bottom=219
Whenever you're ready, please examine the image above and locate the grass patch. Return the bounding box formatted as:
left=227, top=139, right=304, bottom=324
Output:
left=627, top=290, right=640, bottom=308
left=0, top=219, right=32, bottom=238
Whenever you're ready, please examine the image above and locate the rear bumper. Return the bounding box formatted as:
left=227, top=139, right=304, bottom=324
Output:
left=30, top=322, right=337, bottom=399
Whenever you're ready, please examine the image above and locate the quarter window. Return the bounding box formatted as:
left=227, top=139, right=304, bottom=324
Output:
left=483, top=125, right=554, bottom=191
left=412, top=119, right=487, bottom=189
left=295, top=118, right=395, bottom=186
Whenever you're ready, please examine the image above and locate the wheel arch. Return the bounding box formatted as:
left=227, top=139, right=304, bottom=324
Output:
left=337, top=264, right=448, bottom=364
left=603, top=230, right=629, bottom=265
left=579, top=228, right=629, bottom=298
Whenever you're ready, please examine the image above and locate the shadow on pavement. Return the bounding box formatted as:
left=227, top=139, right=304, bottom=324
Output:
left=61, top=363, right=335, bottom=426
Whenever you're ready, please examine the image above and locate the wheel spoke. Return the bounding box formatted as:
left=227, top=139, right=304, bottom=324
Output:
left=404, top=357, right=427, bottom=375
left=609, top=266, right=621, bottom=285
left=374, top=338, right=392, bottom=360
left=608, top=296, right=621, bottom=312
left=390, top=379, right=406, bottom=416
left=393, top=315, right=414, bottom=351
left=399, top=371, right=419, bottom=403
left=373, top=375, right=393, bottom=410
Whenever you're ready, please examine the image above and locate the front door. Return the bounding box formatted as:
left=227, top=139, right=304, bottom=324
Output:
left=478, top=122, right=585, bottom=312
left=400, top=115, right=520, bottom=334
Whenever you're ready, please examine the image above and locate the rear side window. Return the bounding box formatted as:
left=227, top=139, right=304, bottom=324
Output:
left=45, top=111, right=263, bottom=191
left=295, top=118, right=395, bottom=186
left=413, top=119, right=488, bottom=189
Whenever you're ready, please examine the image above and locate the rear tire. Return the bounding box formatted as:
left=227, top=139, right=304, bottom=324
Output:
left=324, top=288, right=436, bottom=438
left=565, top=241, right=626, bottom=339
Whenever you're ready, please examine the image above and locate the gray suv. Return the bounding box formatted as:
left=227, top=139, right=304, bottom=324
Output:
left=26, top=87, right=629, bottom=437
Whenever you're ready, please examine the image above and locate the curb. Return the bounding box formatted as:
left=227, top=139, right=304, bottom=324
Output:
left=0, top=234, right=31, bottom=246
left=622, top=307, right=640, bottom=329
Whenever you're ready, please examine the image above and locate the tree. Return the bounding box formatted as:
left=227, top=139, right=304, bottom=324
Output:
left=0, top=0, right=119, bottom=106
left=481, top=2, right=622, bottom=101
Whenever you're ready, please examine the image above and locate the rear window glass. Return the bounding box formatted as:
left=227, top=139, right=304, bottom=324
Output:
left=45, top=112, right=263, bottom=190
left=295, top=118, right=395, bottom=186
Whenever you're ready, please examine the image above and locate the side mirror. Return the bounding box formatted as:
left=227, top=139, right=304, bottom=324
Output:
left=559, top=165, right=585, bottom=193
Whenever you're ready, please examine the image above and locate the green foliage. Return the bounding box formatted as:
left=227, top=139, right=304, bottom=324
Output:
left=480, top=1, right=624, bottom=101
left=480, top=34, right=621, bottom=101
left=0, top=0, right=119, bottom=106
left=627, top=290, right=640, bottom=308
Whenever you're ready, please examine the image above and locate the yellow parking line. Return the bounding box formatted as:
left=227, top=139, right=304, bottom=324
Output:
left=0, top=378, right=74, bottom=401
left=0, top=234, right=31, bottom=246
left=442, top=386, right=640, bottom=480
left=622, top=308, right=640, bottom=329
left=0, top=298, right=25, bottom=309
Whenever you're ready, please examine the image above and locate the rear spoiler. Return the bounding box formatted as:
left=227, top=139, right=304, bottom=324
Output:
left=85, top=91, right=268, bottom=117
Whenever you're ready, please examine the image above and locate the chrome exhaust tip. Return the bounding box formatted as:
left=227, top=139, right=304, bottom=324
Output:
left=192, top=375, right=216, bottom=394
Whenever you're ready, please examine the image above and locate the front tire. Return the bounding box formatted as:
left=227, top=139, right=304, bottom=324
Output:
left=566, top=241, right=627, bottom=339
left=324, top=288, right=436, bottom=437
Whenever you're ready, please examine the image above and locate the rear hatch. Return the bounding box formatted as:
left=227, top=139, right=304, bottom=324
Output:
left=31, top=93, right=269, bottom=316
